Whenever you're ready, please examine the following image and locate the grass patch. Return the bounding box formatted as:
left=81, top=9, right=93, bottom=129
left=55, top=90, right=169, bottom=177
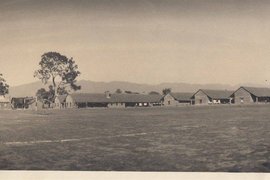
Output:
left=0, top=105, right=269, bottom=171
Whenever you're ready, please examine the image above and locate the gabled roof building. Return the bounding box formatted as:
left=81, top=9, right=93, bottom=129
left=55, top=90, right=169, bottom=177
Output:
left=162, top=92, right=193, bottom=106
left=232, top=86, right=270, bottom=104
left=63, top=93, right=163, bottom=108
left=192, top=89, right=234, bottom=105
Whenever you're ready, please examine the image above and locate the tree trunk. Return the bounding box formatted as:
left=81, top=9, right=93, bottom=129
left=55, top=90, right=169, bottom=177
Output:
left=52, top=77, right=57, bottom=100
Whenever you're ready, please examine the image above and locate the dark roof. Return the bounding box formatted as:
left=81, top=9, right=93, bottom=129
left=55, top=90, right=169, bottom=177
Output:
left=55, top=95, right=68, bottom=103
left=69, top=93, right=110, bottom=103
left=11, top=97, right=33, bottom=102
left=240, top=86, right=270, bottom=97
left=11, top=97, right=36, bottom=104
left=194, top=89, right=233, bottom=99
left=170, top=92, right=193, bottom=101
left=69, top=93, right=162, bottom=103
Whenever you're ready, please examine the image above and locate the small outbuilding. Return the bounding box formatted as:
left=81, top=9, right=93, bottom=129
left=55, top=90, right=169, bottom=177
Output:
left=11, top=97, right=38, bottom=110
left=192, top=89, right=233, bottom=105
left=54, top=95, right=68, bottom=109
left=162, top=92, right=193, bottom=106
left=0, top=96, right=11, bottom=110
left=11, top=97, right=26, bottom=109
left=232, top=86, right=270, bottom=104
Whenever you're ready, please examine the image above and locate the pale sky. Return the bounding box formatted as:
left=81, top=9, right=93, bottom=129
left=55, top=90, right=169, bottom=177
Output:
left=1, top=0, right=270, bottom=86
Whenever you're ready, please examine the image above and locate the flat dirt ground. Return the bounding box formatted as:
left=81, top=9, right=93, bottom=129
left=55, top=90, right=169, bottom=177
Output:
left=0, top=105, right=269, bottom=171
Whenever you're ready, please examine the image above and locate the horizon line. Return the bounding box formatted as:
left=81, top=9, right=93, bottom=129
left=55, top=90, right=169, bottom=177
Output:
left=9, top=79, right=269, bottom=88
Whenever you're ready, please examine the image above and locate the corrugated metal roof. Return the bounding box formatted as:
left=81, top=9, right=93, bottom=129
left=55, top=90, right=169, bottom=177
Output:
left=69, top=93, right=162, bottom=103
left=241, top=86, right=270, bottom=97
left=196, top=89, right=233, bottom=99
left=69, top=93, right=109, bottom=103
left=170, top=92, right=193, bottom=101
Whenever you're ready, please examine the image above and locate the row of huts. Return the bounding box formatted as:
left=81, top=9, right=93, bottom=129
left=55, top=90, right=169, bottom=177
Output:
left=163, top=86, right=270, bottom=106
left=54, top=86, right=270, bottom=109
left=1, top=86, right=270, bottom=110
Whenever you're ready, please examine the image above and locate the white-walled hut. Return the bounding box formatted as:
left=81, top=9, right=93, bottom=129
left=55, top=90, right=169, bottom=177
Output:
left=232, top=86, right=270, bottom=104
left=192, top=89, right=234, bottom=105
left=162, top=92, right=193, bottom=106
left=0, top=95, right=11, bottom=110
left=54, top=95, right=68, bottom=109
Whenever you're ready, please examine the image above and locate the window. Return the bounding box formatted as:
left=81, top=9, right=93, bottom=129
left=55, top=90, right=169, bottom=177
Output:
left=240, top=97, right=244, bottom=103
left=168, top=101, right=170, bottom=105
left=199, top=99, right=202, bottom=104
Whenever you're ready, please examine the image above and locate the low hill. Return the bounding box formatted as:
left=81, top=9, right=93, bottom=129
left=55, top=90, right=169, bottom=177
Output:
left=8, top=80, right=250, bottom=97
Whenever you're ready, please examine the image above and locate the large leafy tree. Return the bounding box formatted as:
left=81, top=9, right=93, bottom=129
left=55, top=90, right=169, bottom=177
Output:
left=162, top=88, right=171, bottom=95
left=0, top=74, right=9, bottom=96
left=115, top=89, right=122, bottom=94
left=36, top=85, right=55, bottom=105
left=34, top=52, right=81, bottom=100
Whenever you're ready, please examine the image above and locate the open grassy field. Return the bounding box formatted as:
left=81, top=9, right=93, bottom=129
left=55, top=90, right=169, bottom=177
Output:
left=0, top=105, right=269, bottom=171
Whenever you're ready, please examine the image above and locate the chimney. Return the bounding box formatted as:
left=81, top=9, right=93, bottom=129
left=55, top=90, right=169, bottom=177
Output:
left=105, top=91, right=111, bottom=98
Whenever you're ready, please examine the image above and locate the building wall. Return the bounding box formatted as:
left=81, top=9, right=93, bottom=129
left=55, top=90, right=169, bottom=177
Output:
left=27, top=101, right=38, bottom=110
left=163, top=94, right=179, bottom=106
left=194, top=90, right=211, bottom=105
left=11, top=98, right=25, bottom=109
left=108, top=102, right=125, bottom=108
left=258, top=97, right=270, bottom=103
left=0, top=102, right=11, bottom=109
left=65, top=95, right=109, bottom=108
left=178, top=100, right=192, bottom=106
left=137, top=102, right=150, bottom=107
left=150, top=102, right=162, bottom=107
left=212, top=99, right=231, bottom=104
left=163, top=94, right=191, bottom=106
left=88, top=102, right=108, bottom=108
left=234, top=88, right=255, bottom=104
left=36, top=101, right=44, bottom=110
left=54, top=98, right=61, bottom=109
left=65, top=95, right=76, bottom=108
left=54, top=98, right=65, bottom=109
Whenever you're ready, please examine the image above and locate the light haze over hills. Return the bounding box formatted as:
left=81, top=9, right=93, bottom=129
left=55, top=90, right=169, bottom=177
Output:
left=8, top=80, right=267, bottom=97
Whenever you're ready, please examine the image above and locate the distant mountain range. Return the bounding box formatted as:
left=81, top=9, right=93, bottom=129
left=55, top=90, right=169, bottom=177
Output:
left=8, top=80, right=267, bottom=97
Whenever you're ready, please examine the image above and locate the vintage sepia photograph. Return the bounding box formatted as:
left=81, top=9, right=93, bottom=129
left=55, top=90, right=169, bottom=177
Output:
left=0, top=0, right=270, bottom=178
